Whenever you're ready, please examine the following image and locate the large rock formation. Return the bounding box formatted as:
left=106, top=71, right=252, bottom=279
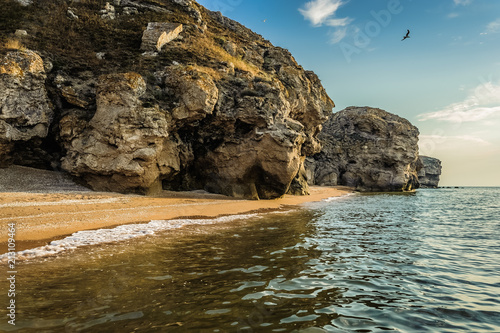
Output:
left=61, top=73, right=171, bottom=194
left=1, top=0, right=334, bottom=198
left=0, top=50, right=53, bottom=166
left=307, top=106, right=420, bottom=192
left=417, top=156, right=442, bottom=188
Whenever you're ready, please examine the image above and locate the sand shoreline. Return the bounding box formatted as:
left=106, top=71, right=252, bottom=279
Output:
left=1, top=185, right=353, bottom=253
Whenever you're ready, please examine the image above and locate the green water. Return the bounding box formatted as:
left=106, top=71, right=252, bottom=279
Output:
left=1, top=188, right=499, bottom=332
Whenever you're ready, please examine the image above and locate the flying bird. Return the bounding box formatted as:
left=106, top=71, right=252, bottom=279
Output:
left=401, top=29, right=410, bottom=41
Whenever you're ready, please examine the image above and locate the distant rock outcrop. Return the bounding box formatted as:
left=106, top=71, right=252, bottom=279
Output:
left=417, top=156, right=442, bottom=188
left=307, top=107, right=420, bottom=192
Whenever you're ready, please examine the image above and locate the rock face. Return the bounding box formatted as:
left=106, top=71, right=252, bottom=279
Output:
left=308, top=107, right=420, bottom=192
left=61, top=73, right=170, bottom=194
left=183, top=65, right=334, bottom=199
left=0, top=50, right=53, bottom=166
left=0, top=0, right=335, bottom=198
left=417, top=156, right=442, bottom=188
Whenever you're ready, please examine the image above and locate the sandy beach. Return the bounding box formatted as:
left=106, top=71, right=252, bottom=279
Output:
left=0, top=166, right=352, bottom=252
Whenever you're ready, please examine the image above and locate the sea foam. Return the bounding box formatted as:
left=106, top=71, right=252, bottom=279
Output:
left=322, top=192, right=356, bottom=202
left=0, top=213, right=260, bottom=262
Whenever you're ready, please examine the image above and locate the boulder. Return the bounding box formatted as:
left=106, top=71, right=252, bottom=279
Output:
left=100, top=2, right=116, bottom=20
left=0, top=50, right=53, bottom=164
left=140, top=22, right=183, bottom=52
left=61, top=73, right=171, bottom=194
left=308, top=106, right=420, bottom=192
left=14, top=0, right=32, bottom=6
left=159, top=66, right=218, bottom=124
left=15, top=30, right=28, bottom=37
left=198, top=127, right=305, bottom=199
left=417, top=156, right=442, bottom=188
left=53, top=73, right=96, bottom=110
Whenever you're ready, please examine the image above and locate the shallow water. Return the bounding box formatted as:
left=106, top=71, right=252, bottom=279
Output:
left=1, top=188, right=499, bottom=332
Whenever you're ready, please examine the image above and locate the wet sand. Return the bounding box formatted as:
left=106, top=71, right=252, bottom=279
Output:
left=0, top=166, right=353, bottom=252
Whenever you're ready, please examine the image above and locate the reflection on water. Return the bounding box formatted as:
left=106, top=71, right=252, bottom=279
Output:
left=1, top=188, right=499, bottom=332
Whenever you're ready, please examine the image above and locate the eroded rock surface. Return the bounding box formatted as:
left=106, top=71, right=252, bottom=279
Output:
left=418, top=156, right=442, bottom=188
left=61, top=73, right=170, bottom=194
left=308, top=107, right=420, bottom=192
left=140, top=22, right=183, bottom=52
left=2, top=0, right=335, bottom=199
left=0, top=50, right=53, bottom=165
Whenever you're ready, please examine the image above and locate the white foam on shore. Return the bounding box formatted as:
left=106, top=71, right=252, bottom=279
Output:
left=0, top=213, right=260, bottom=262
left=322, top=192, right=356, bottom=202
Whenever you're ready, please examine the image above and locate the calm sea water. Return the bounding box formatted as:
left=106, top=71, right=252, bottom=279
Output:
left=1, top=188, right=499, bottom=332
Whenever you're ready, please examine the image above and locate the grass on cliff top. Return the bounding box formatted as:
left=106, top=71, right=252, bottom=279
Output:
left=0, top=0, right=271, bottom=80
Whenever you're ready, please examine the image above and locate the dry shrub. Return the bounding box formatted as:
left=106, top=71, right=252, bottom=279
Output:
left=185, top=64, right=224, bottom=80
left=3, top=39, right=24, bottom=50
left=197, top=35, right=267, bottom=78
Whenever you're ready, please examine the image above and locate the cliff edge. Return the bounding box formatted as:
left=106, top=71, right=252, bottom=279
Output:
left=0, top=0, right=334, bottom=199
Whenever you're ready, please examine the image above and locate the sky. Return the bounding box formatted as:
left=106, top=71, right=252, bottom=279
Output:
left=196, top=0, right=500, bottom=186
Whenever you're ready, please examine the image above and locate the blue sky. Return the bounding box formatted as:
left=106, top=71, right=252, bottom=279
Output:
left=197, top=0, right=500, bottom=186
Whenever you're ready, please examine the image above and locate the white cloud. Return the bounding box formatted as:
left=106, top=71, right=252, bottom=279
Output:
left=299, top=0, right=346, bottom=26
left=483, top=18, right=500, bottom=35
left=326, top=17, right=353, bottom=27
left=328, top=27, right=348, bottom=44
left=453, top=0, right=472, bottom=5
left=418, top=81, right=500, bottom=123
left=299, top=0, right=351, bottom=43
left=420, top=135, right=491, bottom=146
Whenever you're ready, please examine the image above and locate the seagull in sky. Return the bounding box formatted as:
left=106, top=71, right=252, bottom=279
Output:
left=401, top=29, right=410, bottom=41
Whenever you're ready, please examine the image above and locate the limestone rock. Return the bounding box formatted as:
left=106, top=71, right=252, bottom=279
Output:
left=159, top=66, right=218, bottom=123
left=96, top=52, right=106, bottom=60
left=198, top=128, right=305, bottom=199
left=61, top=73, right=171, bottom=194
left=418, top=156, right=442, bottom=188
left=100, top=2, right=116, bottom=20
left=14, top=0, right=32, bottom=6
left=171, top=0, right=192, bottom=6
left=120, top=0, right=171, bottom=13
left=168, top=54, right=335, bottom=199
left=53, top=73, right=96, bottom=110
left=308, top=107, right=420, bottom=192
left=140, top=22, right=183, bottom=52
left=123, top=7, right=138, bottom=15
left=0, top=50, right=53, bottom=162
left=3, top=2, right=336, bottom=199
left=169, top=0, right=202, bottom=23
left=15, top=30, right=28, bottom=37
left=67, top=8, right=79, bottom=20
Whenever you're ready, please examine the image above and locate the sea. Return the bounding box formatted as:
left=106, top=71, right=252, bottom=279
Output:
left=1, top=187, right=499, bottom=332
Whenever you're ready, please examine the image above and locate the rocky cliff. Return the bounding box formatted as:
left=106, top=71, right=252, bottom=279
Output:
left=417, top=156, right=442, bottom=188
left=307, top=107, right=420, bottom=192
left=0, top=0, right=334, bottom=198
left=0, top=49, right=53, bottom=167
